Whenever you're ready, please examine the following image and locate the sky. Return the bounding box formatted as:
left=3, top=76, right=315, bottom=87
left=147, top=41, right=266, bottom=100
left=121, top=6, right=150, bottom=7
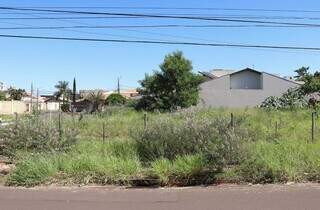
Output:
left=0, top=0, right=320, bottom=94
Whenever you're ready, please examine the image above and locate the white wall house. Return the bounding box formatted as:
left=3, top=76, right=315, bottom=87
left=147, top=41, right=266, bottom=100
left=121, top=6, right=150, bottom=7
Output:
left=199, top=68, right=302, bottom=108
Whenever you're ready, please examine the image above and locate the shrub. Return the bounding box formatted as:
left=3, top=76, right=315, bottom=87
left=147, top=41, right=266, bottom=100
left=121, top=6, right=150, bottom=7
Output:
left=61, top=103, right=70, bottom=112
left=0, top=91, right=6, bottom=101
left=131, top=110, right=250, bottom=170
left=260, top=88, right=308, bottom=110
left=0, top=115, right=78, bottom=157
left=105, top=93, right=127, bottom=106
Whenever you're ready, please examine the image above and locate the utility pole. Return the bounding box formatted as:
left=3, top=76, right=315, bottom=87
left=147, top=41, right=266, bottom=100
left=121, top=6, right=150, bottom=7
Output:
left=117, top=77, right=120, bottom=94
left=30, top=82, right=33, bottom=112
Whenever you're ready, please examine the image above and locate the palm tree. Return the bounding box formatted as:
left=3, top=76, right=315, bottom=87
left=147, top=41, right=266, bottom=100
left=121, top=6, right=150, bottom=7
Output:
left=54, top=81, right=71, bottom=103
left=87, top=91, right=105, bottom=113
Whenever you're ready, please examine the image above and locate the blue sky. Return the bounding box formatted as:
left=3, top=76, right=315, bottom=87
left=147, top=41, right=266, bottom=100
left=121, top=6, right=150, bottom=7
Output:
left=0, top=0, right=320, bottom=93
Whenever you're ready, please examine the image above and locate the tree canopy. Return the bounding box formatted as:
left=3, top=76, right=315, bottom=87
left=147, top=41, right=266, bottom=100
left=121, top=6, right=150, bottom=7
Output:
left=54, top=81, right=71, bottom=103
left=294, top=67, right=320, bottom=94
left=7, top=87, right=26, bottom=100
left=136, top=51, right=203, bottom=111
left=105, top=93, right=127, bottom=106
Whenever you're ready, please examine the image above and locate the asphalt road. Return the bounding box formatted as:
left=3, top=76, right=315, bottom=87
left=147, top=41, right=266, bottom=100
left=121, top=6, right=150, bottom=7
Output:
left=1, top=184, right=320, bottom=210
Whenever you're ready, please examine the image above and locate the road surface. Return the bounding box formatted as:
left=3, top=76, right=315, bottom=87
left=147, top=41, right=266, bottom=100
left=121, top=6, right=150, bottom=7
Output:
left=0, top=184, right=320, bottom=210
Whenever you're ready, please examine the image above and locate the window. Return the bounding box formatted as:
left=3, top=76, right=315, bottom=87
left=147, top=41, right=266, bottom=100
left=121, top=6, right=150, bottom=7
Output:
left=230, top=70, right=262, bottom=89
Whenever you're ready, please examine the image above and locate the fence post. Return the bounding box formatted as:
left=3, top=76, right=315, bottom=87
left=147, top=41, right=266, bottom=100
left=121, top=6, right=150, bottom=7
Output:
left=102, top=122, right=106, bottom=143
left=311, top=112, right=317, bottom=143
left=275, top=121, right=278, bottom=136
left=230, top=113, right=234, bottom=128
left=144, top=113, right=147, bottom=130
left=14, top=112, right=18, bottom=129
left=58, top=112, right=62, bottom=141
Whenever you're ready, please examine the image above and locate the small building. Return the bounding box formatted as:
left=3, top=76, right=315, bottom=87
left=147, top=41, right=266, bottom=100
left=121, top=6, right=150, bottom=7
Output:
left=199, top=68, right=302, bottom=108
left=43, top=97, right=63, bottom=112
left=72, top=99, right=93, bottom=113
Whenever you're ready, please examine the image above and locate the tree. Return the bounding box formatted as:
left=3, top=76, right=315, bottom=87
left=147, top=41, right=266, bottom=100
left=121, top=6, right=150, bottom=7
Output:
left=7, top=87, right=26, bottom=100
left=72, top=77, right=77, bottom=103
left=87, top=91, right=105, bottom=113
left=294, top=66, right=310, bottom=81
left=106, top=93, right=127, bottom=106
left=136, top=51, right=204, bottom=111
left=0, top=91, right=6, bottom=101
left=54, top=81, right=71, bottom=103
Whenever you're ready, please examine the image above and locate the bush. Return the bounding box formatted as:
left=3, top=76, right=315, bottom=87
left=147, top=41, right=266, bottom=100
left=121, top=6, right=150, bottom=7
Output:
left=61, top=103, right=70, bottom=112
left=131, top=109, right=250, bottom=170
left=0, top=91, right=6, bottom=101
left=105, top=93, right=127, bottom=106
left=0, top=115, right=78, bottom=157
left=260, top=88, right=308, bottom=110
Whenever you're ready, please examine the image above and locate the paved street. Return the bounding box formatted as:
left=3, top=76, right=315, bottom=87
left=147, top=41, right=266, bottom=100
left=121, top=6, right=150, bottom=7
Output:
left=1, top=184, right=320, bottom=210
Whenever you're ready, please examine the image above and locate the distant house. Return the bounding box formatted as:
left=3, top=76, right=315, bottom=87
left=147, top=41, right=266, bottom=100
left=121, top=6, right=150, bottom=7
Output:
left=72, top=99, right=94, bottom=113
left=42, top=96, right=63, bottom=112
left=199, top=68, right=302, bottom=108
left=119, top=89, right=139, bottom=98
left=79, top=89, right=110, bottom=100
left=80, top=89, right=139, bottom=100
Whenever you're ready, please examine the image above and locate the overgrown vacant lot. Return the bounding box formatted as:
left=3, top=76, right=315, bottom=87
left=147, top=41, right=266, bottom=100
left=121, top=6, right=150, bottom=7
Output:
left=1, top=107, right=320, bottom=187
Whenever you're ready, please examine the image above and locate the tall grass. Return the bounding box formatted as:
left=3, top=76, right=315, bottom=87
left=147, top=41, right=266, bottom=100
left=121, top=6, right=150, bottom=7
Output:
left=238, top=140, right=320, bottom=183
left=6, top=107, right=320, bottom=187
left=7, top=139, right=143, bottom=187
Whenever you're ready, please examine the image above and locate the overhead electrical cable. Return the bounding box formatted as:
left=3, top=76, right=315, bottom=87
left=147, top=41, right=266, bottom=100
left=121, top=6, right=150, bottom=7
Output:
left=0, top=7, right=319, bottom=27
left=9, top=6, right=320, bottom=13
left=0, top=34, right=319, bottom=51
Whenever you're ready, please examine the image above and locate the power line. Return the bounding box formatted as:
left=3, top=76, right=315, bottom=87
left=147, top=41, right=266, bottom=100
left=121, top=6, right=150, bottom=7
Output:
left=2, top=15, right=320, bottom=21
left=8, top=6, right=320, bottom=13
left=0, top=24, right=317, bottom=30
left=0, top=33, right=319, bottom=51
left=0, top=7, right=320, bottom=27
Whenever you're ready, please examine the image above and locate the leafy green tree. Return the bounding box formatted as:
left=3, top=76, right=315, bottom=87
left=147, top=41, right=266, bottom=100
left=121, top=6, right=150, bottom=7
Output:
left=294, top=67, right=310, bottom=81
left=54, top=81, right=71, bottom=103
left=7, top=87, right=26, bottom=100
left=301, top=76, right=320, bottom=94
left=292, top=67, right=320, bottom=94
left=136, top=51, right=204, bottom=111
left=105, top=93, right=127, bottom=106
left=0, top=91, right=6, bottom=101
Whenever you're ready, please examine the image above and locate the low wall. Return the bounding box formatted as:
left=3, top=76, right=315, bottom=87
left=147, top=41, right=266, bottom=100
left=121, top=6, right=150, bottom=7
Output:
left=0, top=101, right=27, bottom=115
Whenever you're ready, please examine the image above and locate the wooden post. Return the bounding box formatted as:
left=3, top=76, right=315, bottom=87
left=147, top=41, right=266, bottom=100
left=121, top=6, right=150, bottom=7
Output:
left=14, top=112, right=18, bottom=129
left=230, top=113, right=234, bottom=128
left=312, top=112, right=317, bottom=143
left=275, top=121, right=278, bottom=136
left=58, top=112, right=62, bottom=141
left=144, top=113, right=147, bottom=129
left=102, top=122, right=106, bottom=143
left=71, top=109, right=75, bottom=126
